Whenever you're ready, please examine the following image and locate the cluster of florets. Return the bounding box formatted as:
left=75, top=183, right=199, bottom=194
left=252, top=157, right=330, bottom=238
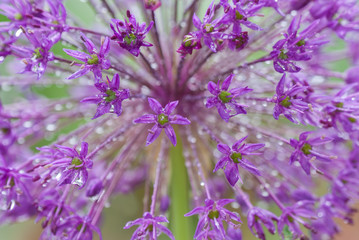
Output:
left=1, top=0, right=359, bottom=240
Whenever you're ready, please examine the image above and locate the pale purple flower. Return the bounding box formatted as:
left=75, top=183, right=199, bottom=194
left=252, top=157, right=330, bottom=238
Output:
left=124, top=212, right=174, bottom=240
left=81, top=74, right=130, bottom=119
left=64, top=34, right=110, bottom=82
left=206, top=74, right=252, bottom=122
left=134, top=98, right=191, bottom=146
left=214, top=136, right=264, bottom=186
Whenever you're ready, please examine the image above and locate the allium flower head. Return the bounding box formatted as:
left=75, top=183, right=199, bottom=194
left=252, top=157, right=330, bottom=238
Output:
left=2, top=1, right=359, bottom=240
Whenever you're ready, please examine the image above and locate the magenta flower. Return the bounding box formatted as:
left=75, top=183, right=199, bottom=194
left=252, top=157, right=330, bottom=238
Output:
left=273, top=74, right=309, bottom=123
left=110, top=10, right=153, bottom=57
left=206, top=74, right=253, bottom=122
left=184, top=198, right=241, bottom=239
left=34, top=142, right=92, bottom=188
left=64, top=34, right=110, bottom=82
left=81, top=74, right=130, bottom=119
left=124, top=212, right=174, bottom=240
left=177, top=32, right=202, bottom=57
left=289, top=132, right=333, bottom=175
left=134, top=98, right=191, bottom=146
left=214, top=136, right=264, bottom=186
left=144, top=0, right=161, bottom=11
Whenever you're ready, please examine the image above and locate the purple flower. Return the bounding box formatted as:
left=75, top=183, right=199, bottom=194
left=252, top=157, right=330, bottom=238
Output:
left=247, top=207, right=279, bottom=240
left=0, top=167, right=32, bottom=211
left=124, top=212, right=174, bottom=240
left=0, top=0, right=33, bottom=31
left=177, top=32, right=202, bottom=57
left=81, top=74, right=130, bottom=119
left=144, top=0, right=161, bottom=11
left=184, top=198, right=241, bottom=239
left=206, top=74, right=252, bottom=122
left=52, top=215, right=103, bottom=240
left=321, top=84, right=359, bottom=133
left=34, top=142, right=93, bottom=188
left=214, top=136, right=264, bottom=186
left=273, top=74, right=309, bottom=123
left=278, top=200, right=316, bottom=239
left=133, top=98, right=191, bottom=146
left=110, top=10, right=153, bottom=57
left=64, top=34, right=111, bottom=82
left=192, top=1, right=225, bottom=52
left=289, top=132, right=333, bottom=175
left=220, top=1, right=263, bottom=33
left=10, top=29, right=56, bottom=79
left=270, top=16, right=325, bottom=73
left=227, top=31, right=248, bottom=51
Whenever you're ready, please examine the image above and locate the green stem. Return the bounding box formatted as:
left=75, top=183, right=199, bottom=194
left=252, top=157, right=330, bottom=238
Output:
left=169, top=133, right=193, bottom=239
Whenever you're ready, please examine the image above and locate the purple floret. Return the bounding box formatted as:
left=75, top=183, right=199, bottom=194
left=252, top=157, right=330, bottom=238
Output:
left=134, top=98, right=191, bottom=146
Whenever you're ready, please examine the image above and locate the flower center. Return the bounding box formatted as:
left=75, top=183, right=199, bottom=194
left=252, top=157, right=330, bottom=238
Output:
left=208, top=210, right=219, bottom=219
left=335, top=102, right=344, bottom=108
left=233, top=34, right=247, bottom=49
left=105, top=89, right=117, bottom=102
left=183, top=35, right=196, bottom=47
left=230, top=152, right=242, bottom=163
left=33, top=48, right=43, bottom=59
left=235, top=11, right=246, bottom=21
left=71, top=157, right=83, bottom=167
left=124, top=33, right=137, bottom=45
left=348, top=117, right=356, bottom=123
left=279, top=50, right=289, bottom=60
left=301, top=143, right=312, bottom=155
left=14, top=13, right=23, bottom=20
left=145, top=224, right=153, bottom=232
left=158, top=113, right=169, bottom=126
left=280, top=96, right=291, bottom=108
left=87, top=54, right=99, bottom=65
left=296, top=39, right=306, bottom=47
left=203, top=24, right=214, bottom=33
left=1, top=127, right=10, bottom=135
left=219, top=91, right=232, bottom=103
